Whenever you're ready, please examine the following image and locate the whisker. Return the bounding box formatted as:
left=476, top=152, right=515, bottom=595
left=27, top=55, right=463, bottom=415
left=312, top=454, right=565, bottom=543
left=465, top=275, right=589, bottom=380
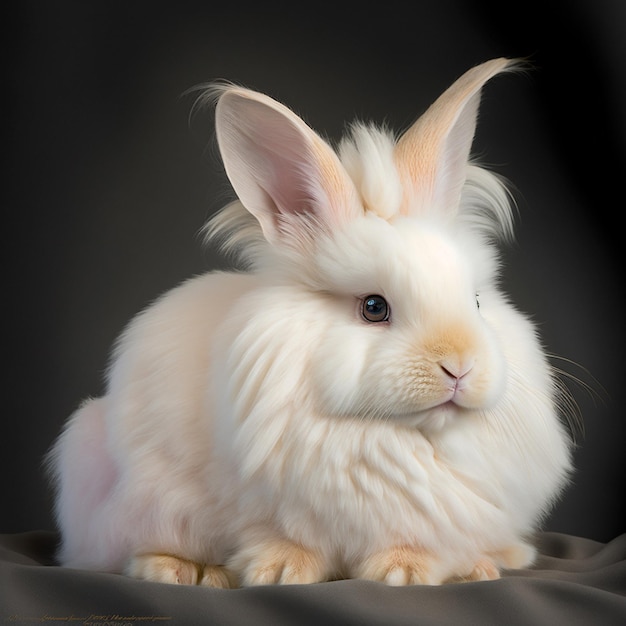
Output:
left=547, top=353, right=608, bottom=445
left=547, top=354, right=608, bottom=404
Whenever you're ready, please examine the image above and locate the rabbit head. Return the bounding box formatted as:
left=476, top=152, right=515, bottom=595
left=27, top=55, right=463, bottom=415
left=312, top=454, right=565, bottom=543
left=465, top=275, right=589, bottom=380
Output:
left=206, top=59, right=523, bottom=432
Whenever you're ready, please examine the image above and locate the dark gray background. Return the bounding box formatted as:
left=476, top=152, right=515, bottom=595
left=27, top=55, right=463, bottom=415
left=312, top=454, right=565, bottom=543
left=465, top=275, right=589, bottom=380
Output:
left=5, top=1, right=625, bottom=542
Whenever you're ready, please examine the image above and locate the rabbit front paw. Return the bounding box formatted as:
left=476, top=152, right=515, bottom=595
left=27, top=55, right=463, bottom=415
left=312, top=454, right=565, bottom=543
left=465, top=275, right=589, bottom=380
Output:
left=230, top=537, right=328, bottom=586
left=355, top=546, right=439, bottom=586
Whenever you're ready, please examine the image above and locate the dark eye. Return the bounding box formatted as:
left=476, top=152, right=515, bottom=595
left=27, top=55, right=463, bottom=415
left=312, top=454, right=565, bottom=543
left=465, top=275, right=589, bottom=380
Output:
left=362, top=295, right=390, bottom=323
left=475, top=292, right=480, bottom=309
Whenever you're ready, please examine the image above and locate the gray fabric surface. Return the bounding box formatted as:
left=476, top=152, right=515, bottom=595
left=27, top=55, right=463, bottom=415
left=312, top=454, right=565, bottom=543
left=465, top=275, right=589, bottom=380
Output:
left=1, top=531, right=625, bottom=625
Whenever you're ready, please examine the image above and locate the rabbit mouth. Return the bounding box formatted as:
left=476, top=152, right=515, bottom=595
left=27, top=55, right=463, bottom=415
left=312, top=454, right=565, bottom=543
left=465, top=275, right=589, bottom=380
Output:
left=406, top=381, right=488, bottom=415
left=425, top=398, right=474, bottom=415
left=384, top=402, right=474, bottom=432
left=384, top=398, right=475, bottom=427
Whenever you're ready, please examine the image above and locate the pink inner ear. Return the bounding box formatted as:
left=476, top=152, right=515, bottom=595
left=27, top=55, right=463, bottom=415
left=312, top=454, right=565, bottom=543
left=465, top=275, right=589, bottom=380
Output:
left=217, top=89, right=359, bottom=245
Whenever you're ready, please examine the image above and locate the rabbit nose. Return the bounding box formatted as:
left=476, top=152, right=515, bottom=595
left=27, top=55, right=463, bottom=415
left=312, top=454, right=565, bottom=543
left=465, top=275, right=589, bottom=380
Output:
left=439, top=358, right=474, bottom=381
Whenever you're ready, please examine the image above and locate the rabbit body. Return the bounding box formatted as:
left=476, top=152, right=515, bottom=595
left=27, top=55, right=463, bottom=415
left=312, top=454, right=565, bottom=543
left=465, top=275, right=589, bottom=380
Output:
left=48, top=59, right=573, bottom=586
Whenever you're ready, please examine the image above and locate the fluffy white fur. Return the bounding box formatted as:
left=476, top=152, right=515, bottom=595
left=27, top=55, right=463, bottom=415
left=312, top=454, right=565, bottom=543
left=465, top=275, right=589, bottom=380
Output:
left=47, top=58, right=572, bottom=587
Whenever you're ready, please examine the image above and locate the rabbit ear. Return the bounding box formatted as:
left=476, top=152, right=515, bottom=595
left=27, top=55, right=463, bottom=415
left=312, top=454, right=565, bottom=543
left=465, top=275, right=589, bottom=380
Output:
left=215, top=87, right=360, bottom=247
left=395, top=58, right=516, bottom=216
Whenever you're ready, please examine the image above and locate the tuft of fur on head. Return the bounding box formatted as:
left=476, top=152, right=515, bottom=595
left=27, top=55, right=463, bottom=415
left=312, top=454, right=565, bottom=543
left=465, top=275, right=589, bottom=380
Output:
left=338, top=122, right=403, bottom=220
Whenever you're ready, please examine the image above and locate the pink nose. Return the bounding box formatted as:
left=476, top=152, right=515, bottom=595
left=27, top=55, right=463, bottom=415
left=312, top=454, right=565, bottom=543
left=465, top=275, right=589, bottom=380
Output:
left=439, top=358, right=474, bottom=381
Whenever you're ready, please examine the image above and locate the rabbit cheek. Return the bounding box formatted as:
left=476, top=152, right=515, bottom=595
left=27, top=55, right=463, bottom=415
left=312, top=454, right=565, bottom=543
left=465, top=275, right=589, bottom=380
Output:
left=453, top=360, right=505, bottom=409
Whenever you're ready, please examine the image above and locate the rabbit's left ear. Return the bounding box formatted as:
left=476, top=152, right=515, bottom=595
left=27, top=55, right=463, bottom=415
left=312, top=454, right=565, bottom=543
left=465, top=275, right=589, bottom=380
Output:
left=215, top=86, right=360, bottom=248
left=395, top=58, right=516, bottom=216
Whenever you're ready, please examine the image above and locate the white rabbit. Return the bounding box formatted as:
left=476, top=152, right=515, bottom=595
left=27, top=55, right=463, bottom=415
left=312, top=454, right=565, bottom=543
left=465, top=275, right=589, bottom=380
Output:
left=47, top=58, right=573, bottom=587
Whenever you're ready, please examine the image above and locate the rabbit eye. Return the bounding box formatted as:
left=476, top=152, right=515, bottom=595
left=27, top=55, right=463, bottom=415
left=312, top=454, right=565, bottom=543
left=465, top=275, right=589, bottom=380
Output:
left=476, top=292, right=480, bottom=309
left=362, top=295, right=390, bottom=323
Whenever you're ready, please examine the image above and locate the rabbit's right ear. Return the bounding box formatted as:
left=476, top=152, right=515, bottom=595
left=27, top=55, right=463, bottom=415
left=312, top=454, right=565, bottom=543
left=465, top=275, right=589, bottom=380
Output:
left=215, top=87, right=360, bottom=247
left=394, top=58, right=517, bottom=217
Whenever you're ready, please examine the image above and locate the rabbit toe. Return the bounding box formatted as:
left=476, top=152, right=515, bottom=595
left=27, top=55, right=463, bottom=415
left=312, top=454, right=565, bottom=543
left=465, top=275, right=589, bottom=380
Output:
left=127, top=553, right=200, bottom=585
